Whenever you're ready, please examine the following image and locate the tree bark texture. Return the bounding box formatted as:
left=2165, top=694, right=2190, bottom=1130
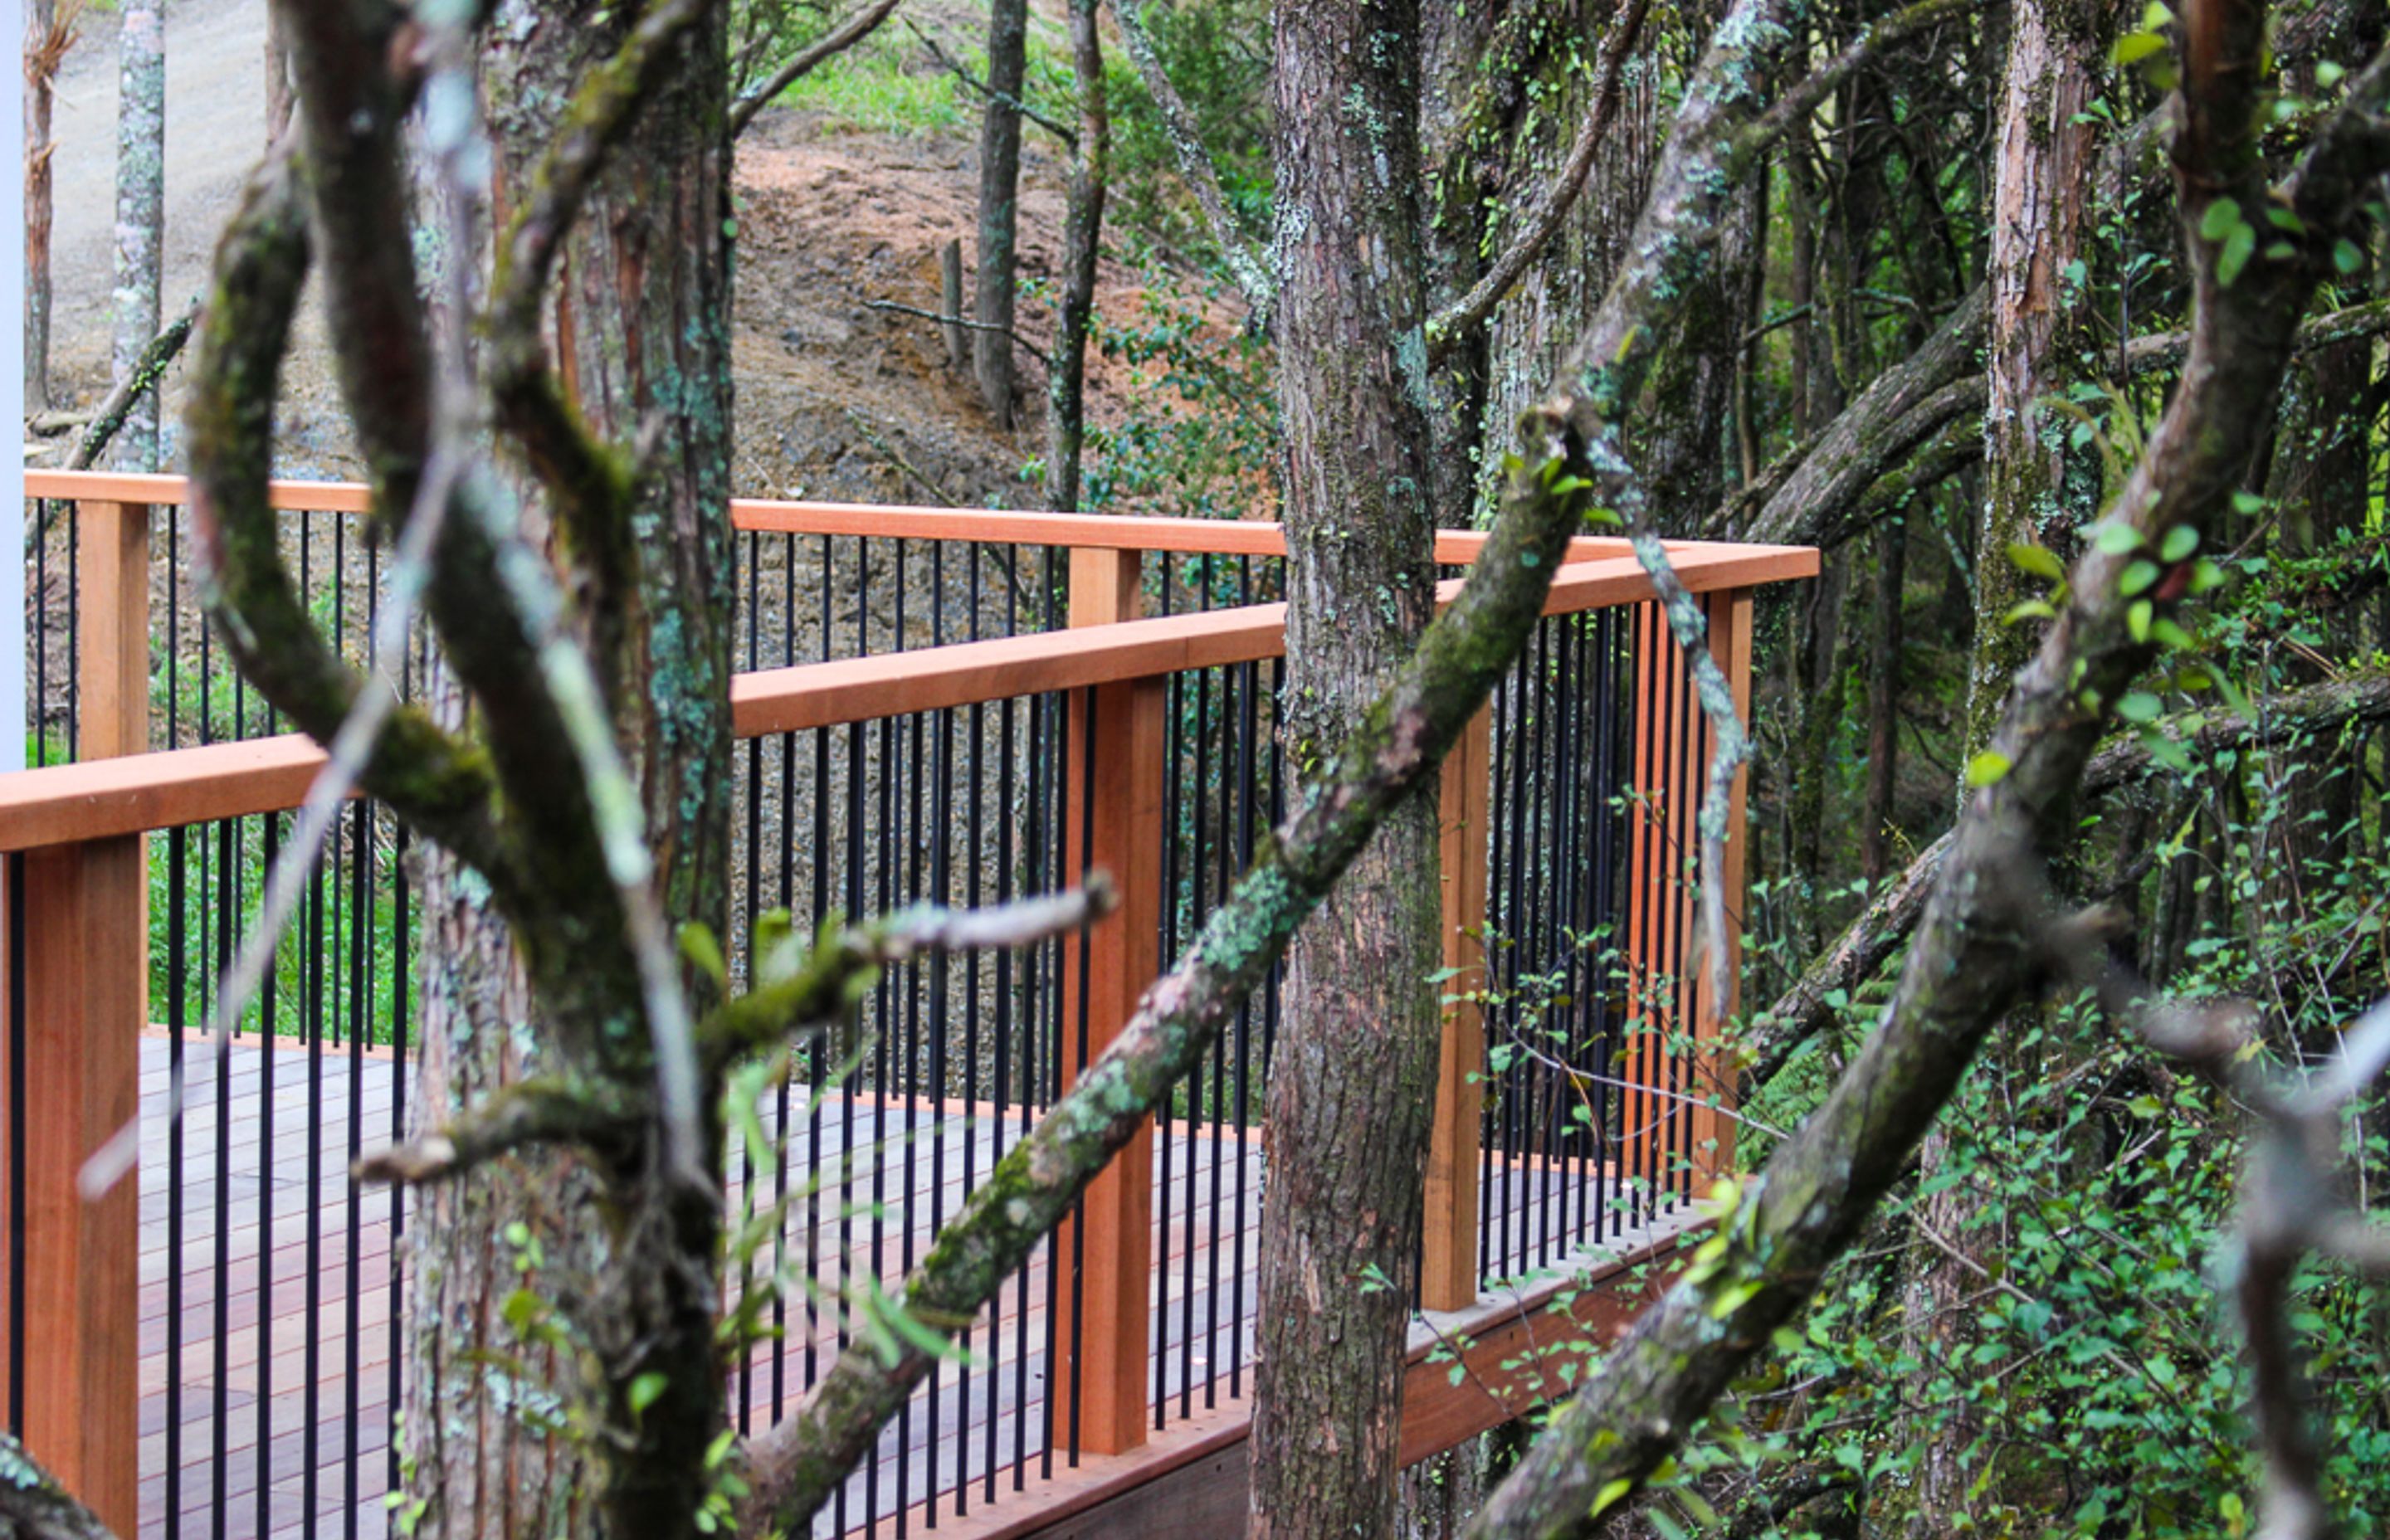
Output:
left=25, top=0, right=59, bottom=414
left=390, top=6, right=739, bottom=1536
left=109, top=0, right=163, bottom=470
left=1042, top=0, right=1107, bottom=512
left=1461, top=0, right=1656, bottom=524
left=1964, top=0, right=2110, bottom=751
left=974, top=0, right=1027, bottom=430
left=1251, top=3, right=1445, bottom=1538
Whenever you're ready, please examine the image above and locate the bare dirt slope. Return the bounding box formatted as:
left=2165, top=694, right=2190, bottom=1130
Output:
left=37, top=1, right=1190, bottom=507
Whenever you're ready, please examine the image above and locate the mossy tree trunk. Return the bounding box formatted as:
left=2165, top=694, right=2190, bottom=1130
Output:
left=1910, top=0, right=2114, bottom=1527
left=1249, top=4, right=1444, bottom=1538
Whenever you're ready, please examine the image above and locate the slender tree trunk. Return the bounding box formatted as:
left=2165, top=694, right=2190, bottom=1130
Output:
left=1861, top=514, right=1905, bottom=879
left=1042, top=0, right=1106, bottom=512
left=110, top=0, right=164, bottom=470
left=25, top=0, right=60, bottom=414
left=1249, top=4, right=1441, bottom=1538
left=400, top=7, right=737, bottom=1536
left=974, top=0, right=1027, bottom=431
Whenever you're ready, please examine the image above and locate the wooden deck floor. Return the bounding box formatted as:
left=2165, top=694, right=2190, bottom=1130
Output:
left=131, top=1038, right=1666, bottom=1540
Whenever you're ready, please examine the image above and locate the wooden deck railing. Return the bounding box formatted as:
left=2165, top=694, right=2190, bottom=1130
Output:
left=4, top=470, right=1815, bottom=1540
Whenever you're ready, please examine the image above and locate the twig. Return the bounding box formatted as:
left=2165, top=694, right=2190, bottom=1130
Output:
left=861, top=296, right=1052, bottom=363
left=904, top=17, right=1076, bottom=146
left=730, top=0, right=905, bottom=137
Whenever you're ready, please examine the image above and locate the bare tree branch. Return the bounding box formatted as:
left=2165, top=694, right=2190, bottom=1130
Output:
left=703, top=880, right=1117, bottom=1070
left=354, top=1077, right=641, bottom=1186
left=729, top=0, right=904, bottom=137
left=66, top=291, right=198, bottom=470
left=1425, top=0, right=1655, bottom=353
left=901, top=17, right=1076, bottom=145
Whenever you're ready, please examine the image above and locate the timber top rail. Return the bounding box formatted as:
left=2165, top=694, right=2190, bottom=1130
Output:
left=27, top=466, right=1717, bottom=563
left=6, top=470, right=1815, bottom=850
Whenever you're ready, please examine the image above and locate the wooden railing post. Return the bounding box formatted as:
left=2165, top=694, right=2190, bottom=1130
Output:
left=10, top=836, right=145, bottom=1538
left=0, top=499, right=153, bottom=1530
left=77, top=500, right=153, bottom=760
left=1054, top=546, right=1162, bottom=1456
left=1423, top=708, right=1492, bottom=1312
left=1692, top=587, right=1753, bottom=1179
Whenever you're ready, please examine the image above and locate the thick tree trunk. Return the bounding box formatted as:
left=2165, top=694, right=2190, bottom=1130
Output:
left=1042, top=0, right=1106, bottom=512
left=1465, top=0, right=1654, bottom=524
left=398, top=7, right=738, bottom=1537
left=1914, top=2, right=2110, bottom=1528
left=1250, top=4, right=1443, bottom=1538
left=109, top=0, right=164, bottom=470
left=1963, top=0, right=2107, bottom=748
left=25, top=0, right=59, bottom=414
left=974, top=0, right=1027, bottom=430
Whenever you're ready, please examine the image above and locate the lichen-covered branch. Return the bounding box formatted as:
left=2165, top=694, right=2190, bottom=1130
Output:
left=486, top=0, right=713, bottom=608
left=1739, top=828, right=1951, bottom=1092
left=354, top=1077, right=641, bottom=1185
left=0, top=1435, right=118, bottom=1540
left=1105, top=0, right=1272, bottom=313
left=1463, top=13, right=2390, bottom=1537
left=739, top=408, right=1603, bottom=1533
left=69, top=292, right=198, bottom=471
left=184, top=154, right=504, bottom=870
left=704, top=882, right=1115, bottom=1072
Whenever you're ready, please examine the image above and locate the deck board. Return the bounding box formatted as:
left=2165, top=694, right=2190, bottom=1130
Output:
left=129, top=1037, right=1673, bottom=1539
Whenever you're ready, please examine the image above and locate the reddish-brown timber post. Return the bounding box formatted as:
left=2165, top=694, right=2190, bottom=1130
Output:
left=1053, top=545, right=1162, bottom=1455
left=1692, top=587, right=1753, bottom=1180
left=1422, top=707, right=1491, bottom=1312
left=0, top=498, right=152, bottom=1533
left=79, top=500, right=154, bottom=759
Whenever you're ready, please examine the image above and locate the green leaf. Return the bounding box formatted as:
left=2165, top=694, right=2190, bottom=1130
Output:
left=2128, top=1094, right=2163, bottom=1117
left=2334, top=238, right=2365, bottom=275
left=2264, top=206, right=2306, bottom=234
left=2159, top=524, right=2198, bottom=562
left=2111, top=30, right=2167, bottom=65
left=2197, top=198, right=2241, bottom=242
left=2217, top=221, right=2256, bottom=286
left=2119, top=559, right=2162, bottom=597
left=1965, top=751, right=2012, bottom=788
left=2007, top=541, right=2066, bottom=580
left=2129, top=598, right=2154, bottom=642
left=679, top=923, right=728, bottom=988
left=2093, top=520, right=2144, bottom=555
left=2004, top=599, right=2056, bottom=626
left=627, top=1372, right=670, bottom=1416
left=1591, top=1479, right=1636, bottom=1518
left=2117, top=691, right=2163, bottom=724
